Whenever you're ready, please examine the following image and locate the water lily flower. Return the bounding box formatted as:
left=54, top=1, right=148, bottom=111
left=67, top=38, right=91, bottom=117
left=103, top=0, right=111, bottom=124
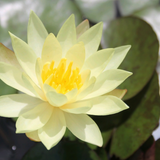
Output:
left=0, top=11, right=132, bottom=150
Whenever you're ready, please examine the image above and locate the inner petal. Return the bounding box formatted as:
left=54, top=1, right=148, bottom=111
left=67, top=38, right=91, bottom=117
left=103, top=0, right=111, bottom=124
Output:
left=41, top=58, right=83, bottom=94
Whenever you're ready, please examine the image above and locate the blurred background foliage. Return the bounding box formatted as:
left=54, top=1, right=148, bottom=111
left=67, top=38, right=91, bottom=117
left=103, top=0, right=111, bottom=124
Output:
left=0, top=0, right=160, bottom=159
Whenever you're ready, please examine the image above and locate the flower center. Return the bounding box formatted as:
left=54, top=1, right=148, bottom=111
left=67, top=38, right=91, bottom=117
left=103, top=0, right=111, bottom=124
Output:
left=41, top=58, right=83, bottom=94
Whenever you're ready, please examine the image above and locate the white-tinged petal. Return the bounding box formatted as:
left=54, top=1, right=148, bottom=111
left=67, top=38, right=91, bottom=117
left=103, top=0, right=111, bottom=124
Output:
left=87, top=95, right=129, bottom=115
left=61, top=99, right=92, bottom=114
left=0, top=62, right=34, bottom=96
left=38, top=108, right=66, bottom=150
left=0, top=43, right=22, bottom=69
left=77, top=77, right=96, bottom=100
left=0, top=94, right=42, bottom=117
left=83, top=48, right=114, bottom=77
left=26, top=130, right=40, bottom=142
left=41, top=33, right=62, bottom=66
left=105, top=45, right=131, bottom=70
left=105, top=89, right=127, bottom=99
left=57, top=14, right=76, bottom=56
left=16, top=102, right=53, bottom=133
left=35, top=58, right=43, bottom=88
left=64, top=112, right=103, bottom=146
left=43, top=84, right=68, bottom=107
left=85, top=69, right=132, bottom=99
left=28, top=11, right=48, bottom=57
left=65, top=42, right=85, bottom=69
left=76, top=19, right=90, bottom=38
left=22, top=73, right=46, bottom=101
left=9, top=32, right=38, bottom=85
left=78, top=22, right=103, bottom=59
left=65, top=88, right=78, bottom=102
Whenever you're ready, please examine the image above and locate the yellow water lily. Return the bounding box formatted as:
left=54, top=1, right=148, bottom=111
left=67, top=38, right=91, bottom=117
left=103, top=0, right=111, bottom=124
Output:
left=0, top=11, right=132, bottom=150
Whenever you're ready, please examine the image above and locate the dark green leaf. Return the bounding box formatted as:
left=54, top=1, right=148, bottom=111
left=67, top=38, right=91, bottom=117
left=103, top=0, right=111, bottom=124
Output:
left=110, top=72, right=160, bottom=159
left=155, top=139, right=160, bottom=160
left=0, top=80, right=17, bottom=96
left=102, top=16, right=159, bottom=100
left=23, top=140, right=100, bottom=160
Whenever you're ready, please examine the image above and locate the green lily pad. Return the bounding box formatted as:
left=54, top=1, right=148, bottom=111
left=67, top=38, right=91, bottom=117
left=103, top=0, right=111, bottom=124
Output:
left=22, top=140, right=100, bottom=160
left=110, top=72, right=160, bottom=159
left=75, top=0, right=116, bottom=23
left=102, top=16, right=159, bottom=100
left=118, top=0, right=159, bottom=16
left=0, top=80, right=17, bottom=96
left=134, top=6, right=160, bottom=42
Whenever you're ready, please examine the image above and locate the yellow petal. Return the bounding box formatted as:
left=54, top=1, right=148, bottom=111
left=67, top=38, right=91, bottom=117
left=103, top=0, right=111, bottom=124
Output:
left=9, top=32, right=38, bottom=85
left=87, top=95, right=129, bottom=115
left=26, top=130, right=40, bottom=142
left=64, top=113, right=103, bottom=147
left=28, top=11, right=48, bottom=57
left=85, top=69, right=132, bottom=99
left=16, top=102, right=53, bottom=133
left=0, top=94, right=42, bottom=117
left=78, top=22, right=103, bottom=59
left=57, top=14, right=76, bottom=56
left=105, top=45, right=131, bottom=70
left=61, top=99, right=92, bottom=114
left=0, top=43, right=21, bottom=69
left=105, top=89, right=127, bottom=99
left=41, top=33, right=62, bottom=66
left=38, top=108, right=66, bottom=150
left=0, top=62, right=34, bottom=96
left=65, top=42, right=85, bottom=69
left=76, top=19, right=90, bottom=38
left=83, top=48, right=114, bottom=77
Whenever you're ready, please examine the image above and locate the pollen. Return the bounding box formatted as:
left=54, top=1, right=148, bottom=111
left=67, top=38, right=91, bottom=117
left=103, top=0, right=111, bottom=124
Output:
left=41, top=58, right=83, bottom=94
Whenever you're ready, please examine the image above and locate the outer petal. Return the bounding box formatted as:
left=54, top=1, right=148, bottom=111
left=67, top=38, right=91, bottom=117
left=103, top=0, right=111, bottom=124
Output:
left=60, top=99, right=92, bottom=114
left=105, top=89, right=127, bottom=99
left=65, top=42, right=85, bottom=69
left=16, top=102, right=53, bottom=133
left=83, top=48, right=114, bottom=77
left=38, top=108, right=66, bottom=150
left=77, top=77, right=96, bottom=100
left=87, top=95, right=129, bottom=115
left=0, top=62, right=35, bottom=96
left=0, top=94, right=42, bottom=117
left=76, top=19, right=90, bottom=38
left=26, top=130, right=40, bottom=142
left=35, top=58, right=43, bottom=88
left=9, top=32, right=38, bottom=85
left=105, top=45, right=131, bottom=70
left=43, top=84, right=68, bottom=107
left=0, top=43, right=22, bottom=69
left=78, top=22, right=103, bottom=59
left=85, top=69, right=132, bottom=99
left=64, top=112, right=103, bottom=146
left=41, top=33, right=62, bottom=66
left=28, top=11, right=48, bottom=57
left=57, top=15, right=76, bottom=56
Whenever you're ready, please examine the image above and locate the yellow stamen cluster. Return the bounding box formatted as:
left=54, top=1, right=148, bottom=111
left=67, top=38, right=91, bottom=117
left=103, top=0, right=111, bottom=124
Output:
left=41, top=58, right=83, bottom=94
